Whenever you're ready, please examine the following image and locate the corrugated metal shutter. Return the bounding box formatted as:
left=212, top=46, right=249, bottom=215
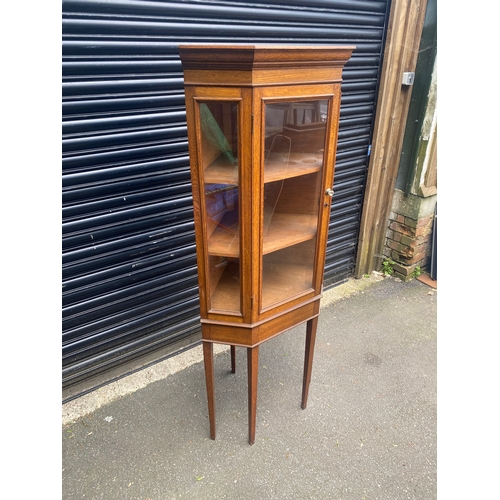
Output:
left=62, top=0, right=389, bottom=400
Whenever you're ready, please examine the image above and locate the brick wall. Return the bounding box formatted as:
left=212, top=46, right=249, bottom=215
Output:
left=384, top=211, right=434, bottom=280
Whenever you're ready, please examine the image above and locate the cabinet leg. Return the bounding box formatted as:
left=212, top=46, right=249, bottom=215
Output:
left=247, top=345, right=259, bottom=445
left=301, top=316, right=318, bottom=410
left=203, top=341, right=216, bottom=440
left=230, top=345, right=236, bottom=374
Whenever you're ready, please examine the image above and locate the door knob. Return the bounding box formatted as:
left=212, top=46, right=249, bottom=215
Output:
left=325, top=188, right=334, bottom=197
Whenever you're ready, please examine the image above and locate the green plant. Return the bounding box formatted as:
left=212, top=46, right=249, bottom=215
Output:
left=381, top=258, right=395, bottom=276
left=410, top=266, right=422, bottom=279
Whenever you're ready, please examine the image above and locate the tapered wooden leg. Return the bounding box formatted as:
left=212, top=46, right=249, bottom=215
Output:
left=202, top=341, right=216, bottom=440
left=247, top=345, right=259, bottom=445
left=301, top=317, right=318, bottom=410
left=230, top=345, right=236, bottom=374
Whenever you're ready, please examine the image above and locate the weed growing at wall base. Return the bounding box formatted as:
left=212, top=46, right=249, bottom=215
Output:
left=381, top=259, right=395, bottom=276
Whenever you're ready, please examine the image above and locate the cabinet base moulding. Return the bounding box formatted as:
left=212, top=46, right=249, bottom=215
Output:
left=202, top=297, right=320, bottom=347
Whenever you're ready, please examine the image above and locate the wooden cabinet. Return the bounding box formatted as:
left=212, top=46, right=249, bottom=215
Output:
left=179, top=44, right=354, bottom=444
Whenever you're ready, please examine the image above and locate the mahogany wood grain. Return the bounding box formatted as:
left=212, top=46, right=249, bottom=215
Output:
left=202, top=297, right=320, bottom=347
left=301, top=317, right=318, bottom=410
left=230, top=345, right=236, bottom=374
left=247, top=346, right=259, bottom=445
left=202, top=342, right=216, bottom=440
left=180, top=45, right=354, bottom=444
left=203, top=152, right=322, bottom=185
left=208, top=212, right=317, bottom=258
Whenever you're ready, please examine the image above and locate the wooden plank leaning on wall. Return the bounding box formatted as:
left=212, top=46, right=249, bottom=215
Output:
left=355, top=0, right=429, bottom=277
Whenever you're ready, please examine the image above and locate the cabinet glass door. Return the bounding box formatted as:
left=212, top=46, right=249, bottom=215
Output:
left=261, top=99, right=328, bottom=309
left=198, top=101, right=241, bottom=314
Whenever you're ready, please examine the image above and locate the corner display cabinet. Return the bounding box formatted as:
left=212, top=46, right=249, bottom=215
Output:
left=179, top=44, right=354, bottom=444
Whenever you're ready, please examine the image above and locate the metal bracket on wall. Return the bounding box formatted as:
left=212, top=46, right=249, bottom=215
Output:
left=402, top=72, right=415, bottom=85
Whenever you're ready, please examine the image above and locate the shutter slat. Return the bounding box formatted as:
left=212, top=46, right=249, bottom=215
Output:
left=62, top=0, right=389, bottom=401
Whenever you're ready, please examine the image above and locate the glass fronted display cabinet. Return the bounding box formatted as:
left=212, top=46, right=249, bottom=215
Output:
left=179, top=44, right=354, bottom=444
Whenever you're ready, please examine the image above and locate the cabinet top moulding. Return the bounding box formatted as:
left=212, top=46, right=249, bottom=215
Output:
left=178, top=44, right=356, bottom=87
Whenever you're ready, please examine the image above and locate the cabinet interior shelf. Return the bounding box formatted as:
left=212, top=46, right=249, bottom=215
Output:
left=210, top=258, right=313, bottom=312
left=208, top=212, right=317, bottom=257
left=204, top=152, right=322, bottom=185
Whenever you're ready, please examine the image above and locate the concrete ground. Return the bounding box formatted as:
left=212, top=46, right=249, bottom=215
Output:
left=62, top=274, right=437, bottom=499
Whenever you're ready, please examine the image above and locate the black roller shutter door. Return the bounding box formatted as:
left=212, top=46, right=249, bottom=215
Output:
left=62, top=0, right=389, bottom=400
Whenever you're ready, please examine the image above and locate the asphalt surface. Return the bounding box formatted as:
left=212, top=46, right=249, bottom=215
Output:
left=62, top=276, right=437, bottom=499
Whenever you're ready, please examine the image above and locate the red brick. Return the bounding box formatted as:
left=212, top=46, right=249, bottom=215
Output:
left=398, top=244, right=414, bottom=258
left=416, top=215, right=433, bottom=228
left=417, top=234, right=432, bottom=246
left=400, top=235, right=413, bottom=247
left=415, top=224, right=433, bottom=238
left=387, top=240, right=400, bottom=251
left=413, top=247, right=426, bottom=259
left=404, top=217, right=418, bottom=229
left=389, top=222, right=400, bottom=233
left=417, top=236, right=432, bottom=248
left=389, top=222, right=416, bottom=238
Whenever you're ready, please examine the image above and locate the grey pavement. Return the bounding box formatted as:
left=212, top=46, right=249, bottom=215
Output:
left=62, top=275, right=437, bottom=500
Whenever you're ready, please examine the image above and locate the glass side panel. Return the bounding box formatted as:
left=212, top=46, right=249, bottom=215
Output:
left=261, top=100, right=328, bottom=309
left=199, top=101, right=241, bottom=313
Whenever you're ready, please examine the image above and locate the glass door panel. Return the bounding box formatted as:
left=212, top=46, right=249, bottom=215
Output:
left=261, top=99, right=328, bottom=309
left=199, top=101, right=241, bottom=313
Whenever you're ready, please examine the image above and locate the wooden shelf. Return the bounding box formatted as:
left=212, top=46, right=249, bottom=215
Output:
left=210, top=255, right=313, bottom=312
left=262, top=213, right=317, bottom=253
left=210, top=267, right=240, bottom=312
left=264, top=153, right=322, bottom=183
left=204, top=155, right=239, bottom=184
left=208, top=212, right=317, bottom=257
left=262, top=259, right=313, bottom=307
left=204, top=152, right=322, bottom=185
left=208, top=226, right=240, bottom=257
